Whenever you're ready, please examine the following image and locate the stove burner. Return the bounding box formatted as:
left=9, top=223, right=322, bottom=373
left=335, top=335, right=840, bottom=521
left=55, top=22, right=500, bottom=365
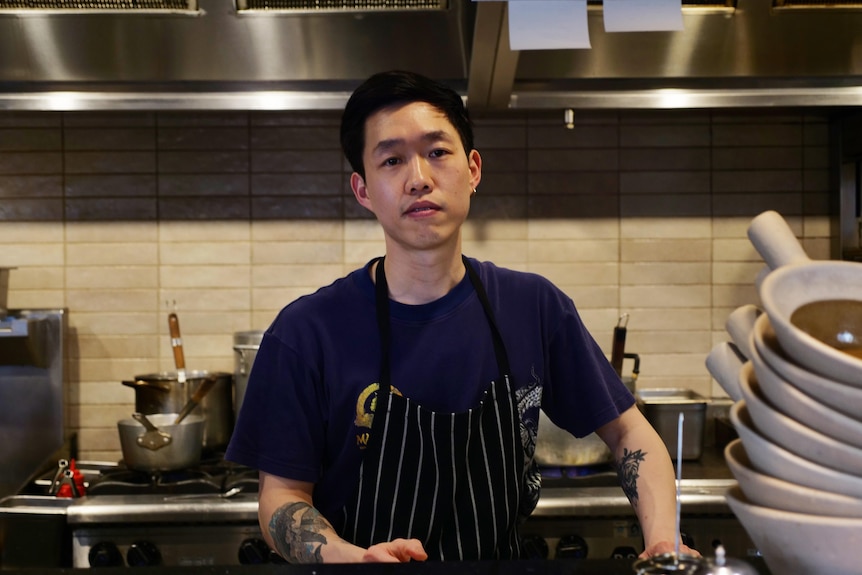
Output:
left=84, top=457, right=259, bottom=496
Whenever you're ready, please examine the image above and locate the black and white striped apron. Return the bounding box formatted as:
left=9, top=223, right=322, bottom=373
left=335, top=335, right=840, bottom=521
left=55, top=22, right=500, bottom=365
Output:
left=339, top=256, right=525, bottom=561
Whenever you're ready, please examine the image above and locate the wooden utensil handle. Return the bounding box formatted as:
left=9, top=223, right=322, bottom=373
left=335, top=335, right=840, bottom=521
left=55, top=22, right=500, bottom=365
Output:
left=168, top=313, right=186, bottom=369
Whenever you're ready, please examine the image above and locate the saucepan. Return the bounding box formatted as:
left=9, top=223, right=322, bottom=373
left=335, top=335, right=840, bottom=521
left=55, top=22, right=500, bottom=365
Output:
left=747, top=210, right=862, bottom=386
left=117, top=413, right=205, bottom=472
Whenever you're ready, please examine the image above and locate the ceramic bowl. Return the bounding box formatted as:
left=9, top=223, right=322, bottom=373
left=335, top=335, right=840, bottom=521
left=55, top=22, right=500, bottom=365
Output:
left=729, top=402, right=862, bottom=499
left=748, top=328, right=862, bottom=448
left=725, top=486, right=862, bottom=575
left=751, top=312, right=862, bottom=419
left=724, top=439, right=862, bottom=517
left=737, top=361, right=862, bottom=476
left=725, top=303, right=761, bottom=360
left=748, top=210, right=862, bottom=386
left=705, top=341, right=746, bottom=402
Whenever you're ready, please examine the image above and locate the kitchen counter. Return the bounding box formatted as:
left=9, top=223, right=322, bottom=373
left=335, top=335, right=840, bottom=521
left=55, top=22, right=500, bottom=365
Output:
left=0, top=557, right=772, bottom=575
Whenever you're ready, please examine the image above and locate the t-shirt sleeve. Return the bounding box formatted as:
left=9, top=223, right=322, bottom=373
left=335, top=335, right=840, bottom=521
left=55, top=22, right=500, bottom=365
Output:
left=541, top=296, right=636, bottom=438
left=225, top=330, right=325, bottom=482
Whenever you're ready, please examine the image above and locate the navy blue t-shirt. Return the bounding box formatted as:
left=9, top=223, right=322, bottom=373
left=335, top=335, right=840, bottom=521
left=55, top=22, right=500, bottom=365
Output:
left=226, top=257, right=634, bottom=522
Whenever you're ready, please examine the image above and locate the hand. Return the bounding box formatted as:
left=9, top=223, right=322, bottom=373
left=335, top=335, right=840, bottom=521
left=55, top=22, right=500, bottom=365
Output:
left=639, top=540, right=701, bottom=559
left=361, top=538, right=428, bottom=563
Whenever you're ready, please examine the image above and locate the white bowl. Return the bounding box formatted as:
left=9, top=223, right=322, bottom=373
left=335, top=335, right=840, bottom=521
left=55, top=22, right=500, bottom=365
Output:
left=738, top=361, right=862, bottom=476
left=724, top=439, right=862, bottom=517
left=725, top=303, right=761, bottom=360
left=725, top=485, right=862, bottom=575
left=749, top=326, right=862, bottom=448
left=729, top=402, right=862, bottom=499
left=752, top=311, right=862, bottom=419
left=705, top=341, right=746, bottom=402
left=748, top=210, right=862, bottom=386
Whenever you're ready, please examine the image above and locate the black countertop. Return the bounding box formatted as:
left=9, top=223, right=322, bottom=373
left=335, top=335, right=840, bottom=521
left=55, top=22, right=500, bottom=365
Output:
left=0, top=557, right=772, bottom=575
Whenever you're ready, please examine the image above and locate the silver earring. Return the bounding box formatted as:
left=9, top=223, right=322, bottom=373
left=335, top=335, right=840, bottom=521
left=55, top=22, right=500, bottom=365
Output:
left=472, top=188, right=477, bottom=195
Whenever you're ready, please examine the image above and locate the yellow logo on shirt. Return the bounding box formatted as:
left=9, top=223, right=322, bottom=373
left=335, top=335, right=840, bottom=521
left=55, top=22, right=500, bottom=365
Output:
left=354, top=382, right=402, bottom=449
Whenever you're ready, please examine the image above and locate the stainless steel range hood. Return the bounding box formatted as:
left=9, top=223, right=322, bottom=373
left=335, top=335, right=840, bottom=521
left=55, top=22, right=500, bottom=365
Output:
left=3, top=0, right=862, bottom=110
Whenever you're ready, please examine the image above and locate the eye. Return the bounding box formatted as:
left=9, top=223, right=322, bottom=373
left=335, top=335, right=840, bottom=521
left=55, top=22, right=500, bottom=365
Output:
left=430, top=149, right=449, bottom=158
left=383, top=157, right=401, bottom=167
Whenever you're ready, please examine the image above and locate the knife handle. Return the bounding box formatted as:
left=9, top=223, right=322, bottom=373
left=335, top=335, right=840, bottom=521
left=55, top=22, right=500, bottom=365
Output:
left=168, top=313, right=186, bottom=370
left=610, top=326, right=626, bottom=376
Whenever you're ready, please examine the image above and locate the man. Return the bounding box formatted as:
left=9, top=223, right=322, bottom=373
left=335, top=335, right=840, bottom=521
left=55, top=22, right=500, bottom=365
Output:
left=225, top=70, right=697, bottom=563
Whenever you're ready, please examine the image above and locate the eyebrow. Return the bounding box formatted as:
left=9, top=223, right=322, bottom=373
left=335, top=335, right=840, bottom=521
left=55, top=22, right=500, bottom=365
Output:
left=371, top=130, right=453, bottom=156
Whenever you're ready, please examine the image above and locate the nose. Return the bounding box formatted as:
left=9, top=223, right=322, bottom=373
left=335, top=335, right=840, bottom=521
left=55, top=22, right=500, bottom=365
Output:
left=406, top=156, right=431, bottom=194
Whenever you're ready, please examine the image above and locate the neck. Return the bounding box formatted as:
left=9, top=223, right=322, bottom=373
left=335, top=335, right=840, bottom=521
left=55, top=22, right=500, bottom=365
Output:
left=375, top=244, right=466, bottom=305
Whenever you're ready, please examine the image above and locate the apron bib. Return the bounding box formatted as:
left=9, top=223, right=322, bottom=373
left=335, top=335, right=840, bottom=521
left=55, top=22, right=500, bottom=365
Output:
left=339, top=256, right=526, bottom=560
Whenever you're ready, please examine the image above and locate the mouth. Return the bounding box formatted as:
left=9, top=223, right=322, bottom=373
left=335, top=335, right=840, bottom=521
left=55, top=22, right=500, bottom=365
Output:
left=405, top=202, right=440, bottom=216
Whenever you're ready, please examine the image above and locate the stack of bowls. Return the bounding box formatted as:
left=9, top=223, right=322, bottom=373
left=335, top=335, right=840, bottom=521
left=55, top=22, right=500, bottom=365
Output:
left=711, top=211, right=862, bottom=575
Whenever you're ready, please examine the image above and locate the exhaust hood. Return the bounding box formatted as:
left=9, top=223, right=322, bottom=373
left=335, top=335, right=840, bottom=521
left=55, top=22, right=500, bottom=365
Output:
left=2, top=0, right=862, bottom=110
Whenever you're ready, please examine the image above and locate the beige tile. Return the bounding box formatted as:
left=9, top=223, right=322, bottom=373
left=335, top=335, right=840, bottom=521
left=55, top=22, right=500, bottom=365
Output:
left=634, top=352, right=714, bottom=378
left=711, top=284, right=760, bottom=308
left=623, top=308, right=711, bottom=331
left=7, top=266, right=64, bottom=290
left=251, top=241, right=342, bottom=265
left=72, top=404, right=137, bottom=428
left=251, top=264, right=344, bottom=288
left=160, top=265, right=250, bottom=288
left=160, top=221, right=250, bottom=242
left=7, top=289, right=65, bottom=309
left=0, top=222, right=64, bottom=242
left=527, top=218, right=618, bottom=240
left=712, top=238, right=761, bottom=262
left=75, top=427, right=123, bottom=452
left=625, top=330, right=711, bottom=354
left=711, top=216, right=756, bottom=239
left=553, top=285, right=616, bottom=309
left=160, top=242, right=250, bottom=265
left=66, top=266, right=158, bottom=289
left=68, top=312, right=159, bottom=336
left=74, top=357, right=159, bottom=382
left=621, top=285, right=711, bottom=308
left=527, top=262, right=618, bottom=285
left=343, top=220, right=384, bottom=242
left=461, top=240, right=528, bottom=265
left=712, top=261, right=763, bottom=286
left=66, top=289, right=156, bottom=313
left=157, top=288, right=250, bottom=312
left=65, top=221, right=158, bottom=243
left=254, top=219, right=344, bottom=241
left=620, top=217, right=711, bottom=239
left=74, top=335, right=159, bottom=360
left=252, top=286, right=324, bottom=311
left=462, top=220, right=528, bottom=242
left=621, top=238, right=711, bottom=262
left=67, top=243, right=158, bottom=266
left=68, top=380, right=135, bottom=405
left=620, top=262, right=710, bottom=285
left=0, top=243, right=64, bottom=266
left=527, top=239, right=618, bottom=263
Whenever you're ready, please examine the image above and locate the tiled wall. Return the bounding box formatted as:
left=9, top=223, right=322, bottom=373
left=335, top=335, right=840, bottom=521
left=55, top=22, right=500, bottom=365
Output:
left=0, top=107, right=833, bottom=461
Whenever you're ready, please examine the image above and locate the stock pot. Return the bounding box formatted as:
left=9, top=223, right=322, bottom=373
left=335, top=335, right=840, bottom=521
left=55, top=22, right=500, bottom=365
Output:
left=122, top=371, right=233, bottom=451
left=233, top=330, right=264, bottom=421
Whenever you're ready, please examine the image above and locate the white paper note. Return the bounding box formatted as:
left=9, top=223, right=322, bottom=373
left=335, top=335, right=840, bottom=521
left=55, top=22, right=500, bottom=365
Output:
left=603, top=0, right=683, bottom=32
left=508, top=0, right=591, bottom=51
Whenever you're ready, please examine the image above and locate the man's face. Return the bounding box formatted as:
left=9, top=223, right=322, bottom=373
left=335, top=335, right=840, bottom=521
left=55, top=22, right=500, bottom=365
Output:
left=350, top=101, right=481, bottom=256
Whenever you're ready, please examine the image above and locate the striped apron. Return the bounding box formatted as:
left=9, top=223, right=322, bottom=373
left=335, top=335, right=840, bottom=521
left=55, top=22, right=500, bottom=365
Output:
left=339, top=256, right=525, bottom=561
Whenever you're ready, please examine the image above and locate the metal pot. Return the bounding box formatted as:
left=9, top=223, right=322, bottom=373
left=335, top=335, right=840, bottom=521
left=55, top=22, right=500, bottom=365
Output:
left=117, top=413, right=204, bottom=471
left=122, top=370, right=234, bottom=452
left=0, top=267, right=14, bottom=320
left=233, top=330, right=264, bottom=422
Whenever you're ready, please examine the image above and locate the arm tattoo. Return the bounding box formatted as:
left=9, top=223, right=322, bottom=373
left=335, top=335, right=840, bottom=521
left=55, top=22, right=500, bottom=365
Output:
left=268, top=501, right=331, bottom=563
left=616, top=448, right=646, bottom=510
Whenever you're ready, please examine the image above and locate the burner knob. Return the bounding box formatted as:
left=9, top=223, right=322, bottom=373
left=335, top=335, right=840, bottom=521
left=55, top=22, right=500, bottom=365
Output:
left=238, top=538, right=272, bottom=564
left=127, top=540, right=162, bottom=567
left=556, top=534, right=589, bottom=559
left=88, top=542, right=123, bottom=567
left=521, top=534, right=549, bottom=559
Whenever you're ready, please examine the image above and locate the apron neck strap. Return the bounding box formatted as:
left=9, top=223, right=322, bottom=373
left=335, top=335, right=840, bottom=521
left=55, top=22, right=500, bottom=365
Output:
left=374, top=255, right=512, bottom=393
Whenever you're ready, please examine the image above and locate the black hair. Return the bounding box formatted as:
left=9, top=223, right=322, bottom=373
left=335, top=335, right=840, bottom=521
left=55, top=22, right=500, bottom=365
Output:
left=339, top=70, right=474, bottom=179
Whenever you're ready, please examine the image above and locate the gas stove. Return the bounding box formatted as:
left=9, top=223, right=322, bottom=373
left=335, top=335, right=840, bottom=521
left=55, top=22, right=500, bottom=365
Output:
left=1, top=448, right=756, bottom=569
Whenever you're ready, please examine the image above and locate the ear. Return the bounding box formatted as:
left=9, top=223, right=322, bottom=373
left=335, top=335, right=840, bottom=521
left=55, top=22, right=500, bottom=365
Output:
left=350, top=172, right=373, bottom=211
left=468, top=149, right=482, bottom=191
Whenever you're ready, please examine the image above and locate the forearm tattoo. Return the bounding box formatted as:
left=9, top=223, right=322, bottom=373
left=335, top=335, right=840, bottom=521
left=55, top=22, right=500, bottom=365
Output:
left=616, top=448, right=646, bottom=510
left=268, top=501, right=331, bottom=563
